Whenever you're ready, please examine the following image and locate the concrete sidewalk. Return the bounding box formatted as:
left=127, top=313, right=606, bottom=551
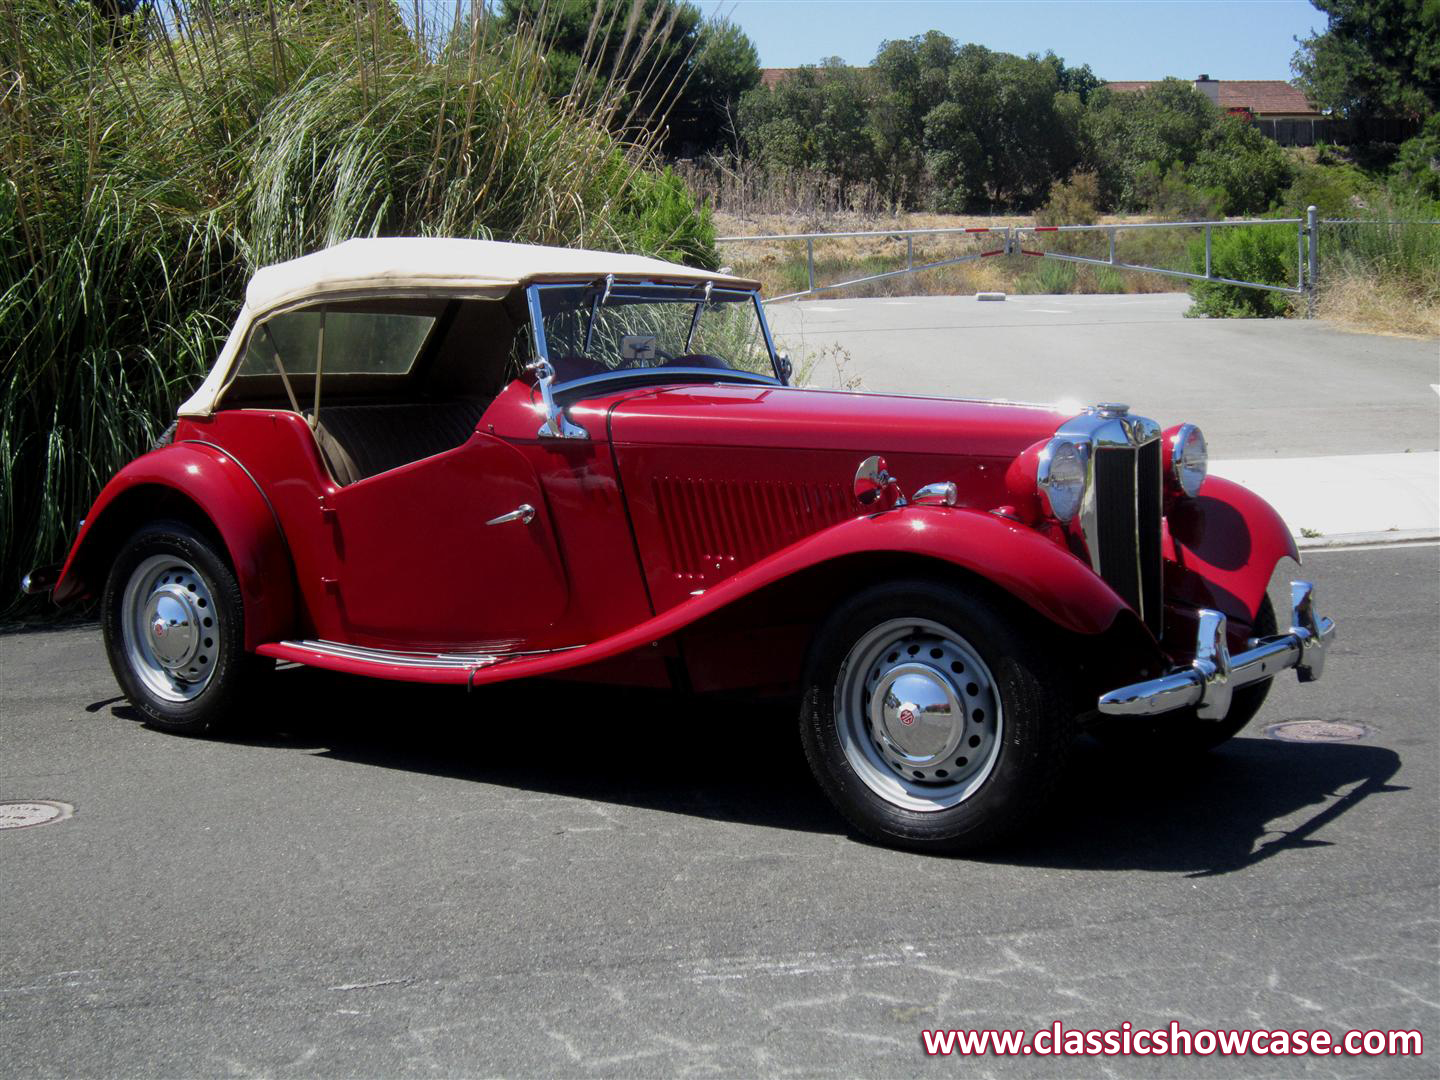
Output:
left=1212, top=451, right=1439, bottom=546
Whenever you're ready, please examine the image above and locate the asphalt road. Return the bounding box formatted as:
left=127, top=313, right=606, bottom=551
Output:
left=767, top=294, right=1440, bottom=459
left=1, top=543, right=1436, bottom=1077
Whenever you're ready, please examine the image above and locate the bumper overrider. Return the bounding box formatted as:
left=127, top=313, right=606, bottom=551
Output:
left=1098, top=580, right=1335, bottom=720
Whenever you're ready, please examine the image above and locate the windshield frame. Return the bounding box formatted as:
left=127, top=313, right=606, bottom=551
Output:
left=526, top=280, right=785, bottom=390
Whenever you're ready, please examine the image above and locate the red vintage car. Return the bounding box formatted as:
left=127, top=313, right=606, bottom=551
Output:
left=25, top=238, right=1335, bottom=852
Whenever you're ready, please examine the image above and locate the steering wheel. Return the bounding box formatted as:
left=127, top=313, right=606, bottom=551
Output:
left=615, top=345, right=677, bottom=370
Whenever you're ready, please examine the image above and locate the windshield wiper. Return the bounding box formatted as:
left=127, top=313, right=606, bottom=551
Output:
left=582, top=273, right=614, bottom=355
left=684, top=280, right=713, bottom=354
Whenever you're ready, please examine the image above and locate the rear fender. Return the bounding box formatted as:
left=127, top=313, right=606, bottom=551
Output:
left=1165, top=475, right=1300, bottom=625
left=53, top=443, right=296, bottom=649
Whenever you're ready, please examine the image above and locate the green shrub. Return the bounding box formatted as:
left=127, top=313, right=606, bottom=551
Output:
left=1186, top=225, right=1297, bottom=317
left=1133, top=162, right=1225, bottom=221
left=1015, top=260, right=1078, bottom=294
left=1088, top=265, right=1127, bottom=293
left=1391, top=115, right=1440, bottom=202
left=1279, top=161, right=1379, bottom=217
left=1189, top=115, right=1294, bottom=215
left=1036, top=171, right=1100, bottom=226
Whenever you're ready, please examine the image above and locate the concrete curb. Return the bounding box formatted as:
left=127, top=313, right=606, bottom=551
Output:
left=1296, top=528, right=1440, bottom=550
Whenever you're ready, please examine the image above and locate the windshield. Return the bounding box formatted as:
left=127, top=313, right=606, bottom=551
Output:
left=533, top=283, right=777, bottom=385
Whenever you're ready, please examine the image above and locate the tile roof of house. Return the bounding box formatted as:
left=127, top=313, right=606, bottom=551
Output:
left=1103, top=79, right=1321, bottom=116
left=760, top=67, right=792, bottom=89
left=1215, top=80, right=1320, bottom=114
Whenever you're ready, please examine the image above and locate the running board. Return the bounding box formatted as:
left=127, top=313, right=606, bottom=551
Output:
left=257, top=639, right=577, bottom=684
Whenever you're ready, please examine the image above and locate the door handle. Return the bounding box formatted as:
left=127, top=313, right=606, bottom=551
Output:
left=486, top=504, right=535, bottom=526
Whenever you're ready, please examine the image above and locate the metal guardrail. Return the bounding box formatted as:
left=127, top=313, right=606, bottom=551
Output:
left=1010, top=215, right=1311, bottom=298
left=717, top=226, right=1010, bottom=302
left=718, top=207, right=1440, bottom=316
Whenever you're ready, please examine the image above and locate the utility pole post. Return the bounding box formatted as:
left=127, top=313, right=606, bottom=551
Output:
left=1306, top=205, right=1319, bottom=318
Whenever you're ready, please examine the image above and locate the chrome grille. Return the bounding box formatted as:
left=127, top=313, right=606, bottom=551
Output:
left=1088, top=436, right=1164, bottom=636
left=1057, top=406, right=1166, bottom=638
left=1136, top=438, right=1164, bottom=631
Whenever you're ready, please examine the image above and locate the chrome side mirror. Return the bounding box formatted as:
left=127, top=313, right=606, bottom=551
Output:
left=528, top=359, right=588, bottom=440
left=776, top=350, right=792, bottom=384
left=854, top=455, right=904, bottom=510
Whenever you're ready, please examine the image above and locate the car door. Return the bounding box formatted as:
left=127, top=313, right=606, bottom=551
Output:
left=327, top=432, right=569, bottom=648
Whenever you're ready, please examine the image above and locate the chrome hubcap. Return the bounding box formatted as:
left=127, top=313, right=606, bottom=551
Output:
left=120, top=555, right=219, bottom=702
left=835, top=618, right=1003, bottom=812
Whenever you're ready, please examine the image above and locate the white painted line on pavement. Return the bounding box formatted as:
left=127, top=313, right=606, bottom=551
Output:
left=1304, top=538, right=1439, bottom=554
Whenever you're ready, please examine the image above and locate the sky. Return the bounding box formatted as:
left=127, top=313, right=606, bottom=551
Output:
left=696, top=0, right=1327, bottom=82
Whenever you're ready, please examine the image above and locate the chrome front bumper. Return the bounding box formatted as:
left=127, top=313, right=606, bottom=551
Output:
left=1097, top=581, right=1335, bottom=719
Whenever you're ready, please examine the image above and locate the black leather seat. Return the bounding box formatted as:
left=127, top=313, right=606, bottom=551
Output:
left=309, top=400, right=484, bottom=486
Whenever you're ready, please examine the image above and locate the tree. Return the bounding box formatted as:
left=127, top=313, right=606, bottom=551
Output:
left=738, top=59, right=877, bottom=190
left=679, top=19, right=761, bottom=154
left=1190, top=115, right=1294, bottom=214
left=870, top=35, right=1090, bottom=211
left=1082, top=79, right=1220, bottom=209
left=1292, top=0, right=1440, bottom=116
left=496, top=0, right=759, bottom=156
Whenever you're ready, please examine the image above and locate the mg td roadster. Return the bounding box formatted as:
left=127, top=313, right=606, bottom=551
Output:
left=25, top=238, right=1335, bottom=852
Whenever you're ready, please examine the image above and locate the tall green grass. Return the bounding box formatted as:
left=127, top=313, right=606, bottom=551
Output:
left=1317, top=204, right=1440, bottom=304
left=1, top=0, right=717, bottom=613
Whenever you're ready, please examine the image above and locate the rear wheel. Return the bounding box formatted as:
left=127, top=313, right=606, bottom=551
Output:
left=101, top=521, right=270, bottom=735
left=799, top=581, right=1075, bottom=853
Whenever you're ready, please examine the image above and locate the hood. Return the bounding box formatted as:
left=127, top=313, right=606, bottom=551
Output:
left=607, top=384, right=1068, bottom=459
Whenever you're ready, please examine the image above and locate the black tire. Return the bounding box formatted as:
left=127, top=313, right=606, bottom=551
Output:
left=101, top=520, right=271, bottom=735
left=1091, top=595, right=1277, bottom=754
left=799, top=580, right=1076, bottom=853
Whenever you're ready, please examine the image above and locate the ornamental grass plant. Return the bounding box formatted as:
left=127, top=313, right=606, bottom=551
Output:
left=0, top=0, right=717, bottom=612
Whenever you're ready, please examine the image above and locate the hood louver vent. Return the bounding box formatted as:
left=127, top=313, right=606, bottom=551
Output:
left=653, top=477, right=851, bottom=579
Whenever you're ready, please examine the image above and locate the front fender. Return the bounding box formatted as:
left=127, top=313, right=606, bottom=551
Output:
left=1166, top=475, right=1300, bottom=625
left=781, top=506, right=1130, bottom=636
left=53, top=443, right=295, bottom=649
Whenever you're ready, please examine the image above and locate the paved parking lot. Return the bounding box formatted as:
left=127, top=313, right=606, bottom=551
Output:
left=1, top=544, right=1436, bottom=1077
left=769, top=294, right=1439, bottom=459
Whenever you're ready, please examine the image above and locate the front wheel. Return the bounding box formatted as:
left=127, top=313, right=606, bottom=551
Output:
left=799, top=581, right=1075, bottom=853
left=101, top=520, right=270, bottom=735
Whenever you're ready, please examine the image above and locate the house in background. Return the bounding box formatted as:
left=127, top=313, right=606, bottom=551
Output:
left=1105, top=75, right=1326, bottom=145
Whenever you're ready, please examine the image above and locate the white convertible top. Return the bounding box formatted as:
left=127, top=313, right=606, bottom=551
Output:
left=179, top=237, right=759, bottom=417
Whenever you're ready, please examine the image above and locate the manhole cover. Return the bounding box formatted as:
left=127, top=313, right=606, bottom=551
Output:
left=1266, top=720, right=1371, bottom=743
left=0, top=801, right=74, bottom=831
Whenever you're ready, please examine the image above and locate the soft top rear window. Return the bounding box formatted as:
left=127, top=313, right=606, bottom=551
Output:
left=238, top=301, right=441, bottom=379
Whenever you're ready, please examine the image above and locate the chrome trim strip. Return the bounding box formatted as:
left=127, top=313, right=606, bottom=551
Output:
left=277, top=639, right=586, bottom=670
left=1096, top=581, right=1335, bottom=718
left=1052, top=406, right=1163, bottom=628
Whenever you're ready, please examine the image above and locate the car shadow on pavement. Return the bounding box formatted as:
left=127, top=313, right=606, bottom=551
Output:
left=242, top=667, right=844, bottom=837
left=990, top=735, right=1406, bottom=877
left=105, top=668, right=1407, bottom=873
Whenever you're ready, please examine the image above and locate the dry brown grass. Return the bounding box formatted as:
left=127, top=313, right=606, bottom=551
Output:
left=1317, top=271, right=1440, bottom=338
left=715, top=210, right=1186, bottom=299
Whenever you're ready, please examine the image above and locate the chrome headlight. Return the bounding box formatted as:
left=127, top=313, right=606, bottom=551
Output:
left=1172, top=423, right=1207, bottom=498
left=1036, top=438, right=1087, bottom=523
